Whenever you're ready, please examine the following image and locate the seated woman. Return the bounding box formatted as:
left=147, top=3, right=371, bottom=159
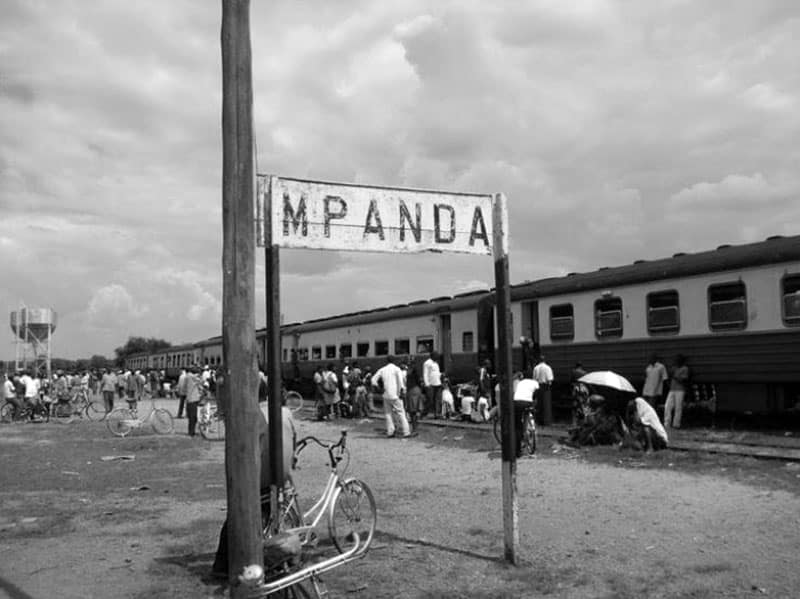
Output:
left=626, top=396, right=669, bottom=452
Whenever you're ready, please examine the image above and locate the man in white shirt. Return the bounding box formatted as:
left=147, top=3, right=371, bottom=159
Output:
left=372, top=355, right=412, bottom=438
left=422, top=351, right=443, bottom=419
left=3, top=373, right=22, bottom=416
left=642, top=354, right=668, bottom=408
left=532, top=356, right=554, bottom=425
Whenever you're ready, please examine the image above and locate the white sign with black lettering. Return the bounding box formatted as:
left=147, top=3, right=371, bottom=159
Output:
left=259, top=176, right=494, bottom=255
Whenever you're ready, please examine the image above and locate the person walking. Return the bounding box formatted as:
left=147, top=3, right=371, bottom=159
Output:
left=404, top=357, right=424, bottom=432
left=185, top=366, right=204, bottom=437
left=533, top=355, right=554, bottom=426
left=100, top=369, right=117, bottom=413
left=175, top=368, right=188, bottom=419
left=372, top=355, right=412, bottom=438
left=664, top=354, right=690, bottom=429
left=422, top=351, right=443, bottom=419
left=642, top=354, right=668, bottom=408
left=321, top=363, right=340, bottom=419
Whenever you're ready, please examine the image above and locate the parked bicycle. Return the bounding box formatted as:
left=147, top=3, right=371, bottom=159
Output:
left=51, top=387, right=106, bottom=424
left=0, top=399, right=49, bottom=424
left=249, top=429, right=376, bottom=597
left=198, top=399, right=226, bottom=441
left=492, top=404, right=537, bottom=456
left=106, top=396, right=174, bottom=437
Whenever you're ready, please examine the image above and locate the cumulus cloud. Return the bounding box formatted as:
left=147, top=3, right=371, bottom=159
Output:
left=87, top=284, right=149, bottom=329
left=2, top=0, right=800, bottom=358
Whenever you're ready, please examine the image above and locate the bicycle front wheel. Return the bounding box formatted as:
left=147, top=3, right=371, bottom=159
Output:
left=0, top=403, right=14, bottom=424
left=521, top=413, right=537, bottom=455
left=328, top=478, right=376, bottom=553
left=284, top=391, right=303, bottom=413
left=151, top=408, right=174, bottom=434
left=107, top=408, right=135, bottom=437
left=85, top=399, right=106, bottom=421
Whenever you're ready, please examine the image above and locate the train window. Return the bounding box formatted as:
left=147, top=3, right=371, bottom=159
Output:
left=416, top=336, right=434, bottom=354
left=375, top=340, right=389, bottom=356
left=311, top=346, right=322, bottom=360
left=782, top=275, right=800, bottom=326
left=462, top=331, right=474, bottom=352
left=356, top=342, right=370, bottom=357
left=647, top=291, right=680, bottom=334
left=549, top=304, right=574, bottom=340
left=394, top=338, right=410, bottom=355
left=594, top=297, right=623, bottom=338
left=339, top=344, right=353, bottom=358
left=282, top=349, right=288, bottom=362
left=708, top=282, right=747, bottom=330
left=325, top=345, right=336, bottom=359
left=298, top=348, right=309, bottom=361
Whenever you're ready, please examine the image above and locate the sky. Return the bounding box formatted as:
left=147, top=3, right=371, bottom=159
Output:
left=1, top=0, right=799, bottom=360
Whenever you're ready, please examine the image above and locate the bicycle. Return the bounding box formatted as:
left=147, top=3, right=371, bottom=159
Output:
left=250, top=429, right=376, bottom=598
left=284, top=389, right=304, bottom=413
left=106, top=396, right=174, bottom=437
left=492, top=404, right=537, bottom=456
left=198, top=399, right=226, bottom=441
left=0, top=399, right=49, bottom=424
left=51, top=387, right=106, bottom=423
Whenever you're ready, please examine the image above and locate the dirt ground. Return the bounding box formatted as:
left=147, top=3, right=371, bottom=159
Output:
left=2, top=399, right=800, bottom=599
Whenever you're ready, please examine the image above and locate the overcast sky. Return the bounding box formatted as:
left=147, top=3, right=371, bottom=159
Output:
left=1, top=1, right=799, bottom=360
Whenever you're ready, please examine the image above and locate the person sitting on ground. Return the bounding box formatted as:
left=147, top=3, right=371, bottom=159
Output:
left=475, top=393, right=491, bottom=422
left=626, top=396, right=669, bottom=452
left=457, top=383, right=476, bottom=422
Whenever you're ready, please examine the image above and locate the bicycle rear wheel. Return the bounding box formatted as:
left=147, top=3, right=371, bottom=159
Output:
left=52, top=402, right=75, bottom=424
left=284, top=390, right=303, bottom=413
left=151, top=408, right=174, bottom=434
left=200, top=411, right=226, bottom=441
left=107, top=408, right=135, bottom=437
left=492, top=416, right=501, bottom=445
left=521, top=412, right=537, bottom=455
left=328, top=478, right=376, bottom=553
left=85, top=399, right=106, bottom=421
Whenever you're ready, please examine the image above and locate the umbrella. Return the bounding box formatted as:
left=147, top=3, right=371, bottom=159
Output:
left=578, top=371, right=636, bottom=393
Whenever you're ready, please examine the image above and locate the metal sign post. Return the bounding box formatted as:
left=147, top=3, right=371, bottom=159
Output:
left=257, top=176, right=519, bottom=564
left=492, top=193, right=518, bottom=564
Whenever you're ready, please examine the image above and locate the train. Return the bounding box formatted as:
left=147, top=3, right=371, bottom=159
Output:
left=126, top=233, right=800, bottom=419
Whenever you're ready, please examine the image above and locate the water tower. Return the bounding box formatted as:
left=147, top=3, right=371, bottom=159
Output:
left=9, top=305, right=57, bottom=379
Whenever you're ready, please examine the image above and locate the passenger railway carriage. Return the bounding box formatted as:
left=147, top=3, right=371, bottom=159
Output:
left=126, top=234, right=800, bottom=417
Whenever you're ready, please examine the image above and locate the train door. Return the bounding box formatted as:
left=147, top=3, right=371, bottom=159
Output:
left=439, top=314, right=452, bottom=372
left=519, top=301, right=540, bottom=371
left=477, top=294, right=496, bottom=368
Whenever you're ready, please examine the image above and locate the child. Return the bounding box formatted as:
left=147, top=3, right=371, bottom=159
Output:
left=458, top=384, right=476, bottom=422
left=440, top=378, right=455, bottom=419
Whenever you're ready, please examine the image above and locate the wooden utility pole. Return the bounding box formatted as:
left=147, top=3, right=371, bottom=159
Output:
left=221, top=0, right=263, bottom=591
left=493, top=192, right=518, bottom=564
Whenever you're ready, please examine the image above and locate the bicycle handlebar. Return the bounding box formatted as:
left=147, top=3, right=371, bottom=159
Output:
left=293, top=429, right=348, bottom=469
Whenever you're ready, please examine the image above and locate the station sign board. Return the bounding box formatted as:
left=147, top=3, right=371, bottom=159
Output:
left=257, top=176, right=494, bottom=255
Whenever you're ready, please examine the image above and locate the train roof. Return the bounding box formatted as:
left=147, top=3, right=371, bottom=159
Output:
left=124, top=233, right=800, bottom=352
left=510, top=233, right=800, bottom=299
left=281, top=234, right=800, bottom=334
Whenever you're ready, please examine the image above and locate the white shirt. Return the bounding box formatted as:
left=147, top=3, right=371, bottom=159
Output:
left=20, top=375, right=37, bottom=398
left=372, top=362, right=405, bottom=400
left=423, top=358, right=442, bottom=387
left=3, top=380, right=15, bottom=399
left=634, top=397, right=668, bottom=444
left=513, top=378, right=539, bottom=402
left=533, top=362, right=554, bottom=385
